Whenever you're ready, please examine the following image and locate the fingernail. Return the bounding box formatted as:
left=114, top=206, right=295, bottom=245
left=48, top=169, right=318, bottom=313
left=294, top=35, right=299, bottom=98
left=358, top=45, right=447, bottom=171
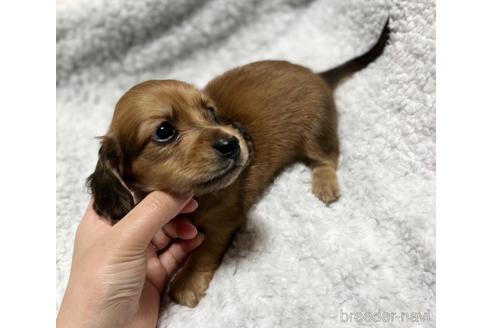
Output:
left=198, top=232, right=205, bottom=242
left=191, top=224, right=198, bottom=236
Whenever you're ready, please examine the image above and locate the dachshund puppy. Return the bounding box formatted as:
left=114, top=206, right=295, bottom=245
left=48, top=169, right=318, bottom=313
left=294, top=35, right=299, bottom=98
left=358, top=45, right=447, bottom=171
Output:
left=88, top=20, right=389, bottom=307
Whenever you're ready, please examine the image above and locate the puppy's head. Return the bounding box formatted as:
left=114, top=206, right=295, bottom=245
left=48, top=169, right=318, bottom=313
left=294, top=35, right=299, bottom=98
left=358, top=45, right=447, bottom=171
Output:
left=88, top=80, right=252, bottom=222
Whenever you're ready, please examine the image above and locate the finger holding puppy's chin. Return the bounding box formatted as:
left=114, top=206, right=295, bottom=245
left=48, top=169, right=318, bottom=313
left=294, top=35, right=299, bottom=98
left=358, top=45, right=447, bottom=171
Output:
left=151, top=198, right=199, bottom=250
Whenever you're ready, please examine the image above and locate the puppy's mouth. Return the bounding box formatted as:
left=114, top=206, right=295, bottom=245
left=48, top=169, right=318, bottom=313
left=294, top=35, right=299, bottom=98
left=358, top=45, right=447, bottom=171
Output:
left=197, top=161, right=238, bottom=188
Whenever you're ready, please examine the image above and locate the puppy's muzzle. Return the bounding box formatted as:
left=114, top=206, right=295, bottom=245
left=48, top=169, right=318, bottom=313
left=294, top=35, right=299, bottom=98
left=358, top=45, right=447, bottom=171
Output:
left=213, top=136, right=240, bottom=160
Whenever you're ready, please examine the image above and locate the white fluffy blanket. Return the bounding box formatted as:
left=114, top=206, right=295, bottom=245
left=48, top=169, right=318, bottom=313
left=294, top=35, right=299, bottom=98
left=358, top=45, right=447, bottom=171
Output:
left=57, top=0, right=435, bottom=327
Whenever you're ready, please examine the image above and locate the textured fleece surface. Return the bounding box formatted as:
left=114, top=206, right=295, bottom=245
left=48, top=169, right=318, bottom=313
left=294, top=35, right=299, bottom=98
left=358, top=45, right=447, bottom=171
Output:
left=56, top=0, right=435, bottom=327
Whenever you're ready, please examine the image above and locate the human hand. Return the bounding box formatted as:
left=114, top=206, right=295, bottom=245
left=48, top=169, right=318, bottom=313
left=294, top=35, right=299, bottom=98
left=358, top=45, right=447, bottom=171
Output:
left=57, top=191, right=204, bottom=328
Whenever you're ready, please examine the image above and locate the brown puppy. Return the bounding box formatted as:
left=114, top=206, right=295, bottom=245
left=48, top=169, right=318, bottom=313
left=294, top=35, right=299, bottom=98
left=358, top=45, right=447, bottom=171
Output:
left=88, top=20, right=389, bottom=307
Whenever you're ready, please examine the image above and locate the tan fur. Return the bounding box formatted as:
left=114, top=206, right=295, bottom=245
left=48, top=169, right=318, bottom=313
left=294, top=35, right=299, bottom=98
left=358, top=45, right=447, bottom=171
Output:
left=94, top=62, right=340, bottom=307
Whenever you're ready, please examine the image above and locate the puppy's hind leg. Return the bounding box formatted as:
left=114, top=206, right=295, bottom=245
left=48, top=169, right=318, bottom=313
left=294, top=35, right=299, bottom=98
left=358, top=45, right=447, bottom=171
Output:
left=309, top=152, right=340, bottom=204
left=304, top=112, right=341, bottom=204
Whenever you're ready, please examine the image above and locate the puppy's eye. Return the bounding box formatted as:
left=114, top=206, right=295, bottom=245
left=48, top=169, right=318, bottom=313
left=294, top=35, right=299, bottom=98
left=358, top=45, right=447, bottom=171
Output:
left=207, top=106, right=217, bottom=121
left=153, top=121, right=176, bottom=142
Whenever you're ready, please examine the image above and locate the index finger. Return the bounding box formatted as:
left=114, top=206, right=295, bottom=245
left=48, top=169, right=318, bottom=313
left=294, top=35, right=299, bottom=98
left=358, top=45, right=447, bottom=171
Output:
left=112, top=191, right=192, bottom=250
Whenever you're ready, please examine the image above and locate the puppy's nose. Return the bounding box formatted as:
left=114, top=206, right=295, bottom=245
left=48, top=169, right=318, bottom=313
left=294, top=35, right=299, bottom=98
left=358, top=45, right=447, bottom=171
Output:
left=213, top=136, right=240, bottom=160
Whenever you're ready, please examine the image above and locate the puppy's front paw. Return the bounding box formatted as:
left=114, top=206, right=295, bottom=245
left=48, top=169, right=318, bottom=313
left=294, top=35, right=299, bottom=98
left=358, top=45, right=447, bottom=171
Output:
left=170, top=269, right=214, bottom=307
left=312, top=172, right=341, bottom=204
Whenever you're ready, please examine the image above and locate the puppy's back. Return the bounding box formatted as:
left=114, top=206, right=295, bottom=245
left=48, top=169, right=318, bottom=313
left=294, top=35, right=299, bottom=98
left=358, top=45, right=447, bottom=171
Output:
left=205, top=61, right=334, bottom=149
left=204, top=60, right=336, bottom=203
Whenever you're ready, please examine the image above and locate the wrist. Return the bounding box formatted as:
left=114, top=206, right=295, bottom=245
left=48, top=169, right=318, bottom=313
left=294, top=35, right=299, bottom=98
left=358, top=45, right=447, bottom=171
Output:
left=57, top=276, right=104, bottom=328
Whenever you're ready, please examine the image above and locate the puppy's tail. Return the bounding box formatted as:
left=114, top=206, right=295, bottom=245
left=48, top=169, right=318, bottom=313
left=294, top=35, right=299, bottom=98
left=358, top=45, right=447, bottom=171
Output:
left=319, top=18, right=390, bottom=88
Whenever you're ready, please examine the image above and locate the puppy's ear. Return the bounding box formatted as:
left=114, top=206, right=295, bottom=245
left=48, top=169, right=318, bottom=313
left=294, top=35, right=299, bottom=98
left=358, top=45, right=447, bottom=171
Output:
left=87, top=136, right=134, bottom=223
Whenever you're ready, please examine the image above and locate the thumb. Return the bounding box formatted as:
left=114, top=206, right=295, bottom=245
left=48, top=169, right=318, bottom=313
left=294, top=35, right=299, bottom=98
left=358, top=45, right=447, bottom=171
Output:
left=112, top=191, right=192, bottom=250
